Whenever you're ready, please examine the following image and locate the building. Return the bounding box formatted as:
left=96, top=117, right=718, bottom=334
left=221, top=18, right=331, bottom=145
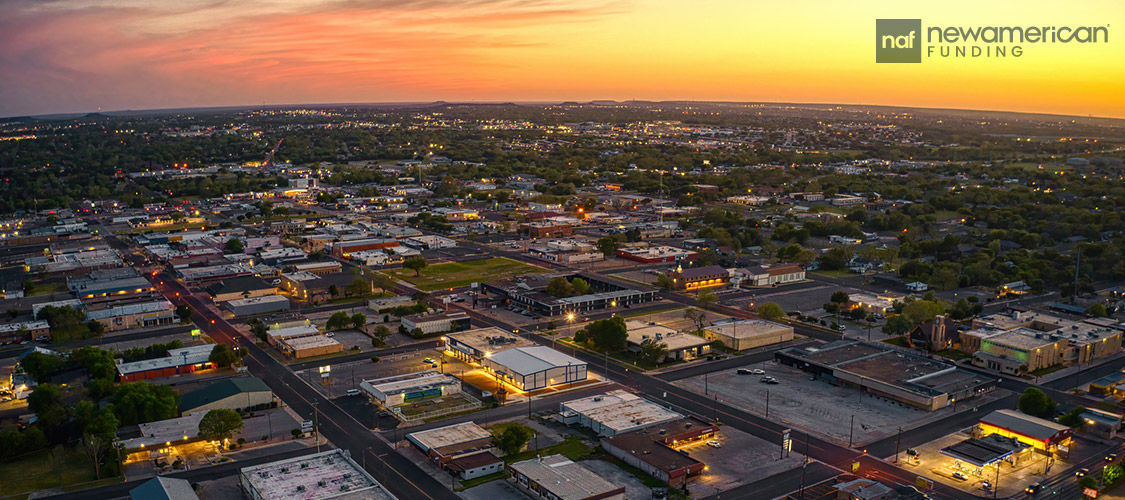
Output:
left=129, top=477, right=200, bottom=500
left=600, top=418, right=715, bottom=487
left=508, top=454, right=625, bottom=500
left=445, top=451, right=504, bottom=480
left=401, top=311, right=470, bottom=336
left=406, top=422, right=492, bottom=464
left=668, top=264, right=728, bottom=291
left=291, top=261, right=342, bottom=276
left=1090, top=371, right=1125, bottom=398
left=280, top=335, right=343, bottom=358
left=624, top=320, right=710, bottom=362
left=939, top=434, right=1031, bottom=473
left=776, top=341, right=997, bottom=411
left=615, top=246, right=696, bottom=264
left=206, top=276, right=277, bottom=303
left=359, top=371, right=462, bottom=407
left=832, top=478, right=896, bottom=500
left=329, top=238, right=400, bottom=258
left=223, top=295, right=291, bottom=317
left=280, top=271, right=362, bottom=303
left=527, top=239, right=604, bottom=265
left=558, top=390, right=682, bottom=437
left=977, top=409, right=1071, bottom=453
left=483, top=272, right=658, bottom=317
left=119, top=412, right=206, bottom=453
left=908, top=315, right=959, bottom=351
left=0, top=320, right=49, bottom=343
left=702, top=319, right=793, bottom=351
left=519, top=221, right=573, bottom=238
left=265, top=324, right=321, bottom=347
left=482, top=346, right=587, bottom=392
left=741, top=263, right=805, bottom=287
left=444, top=327, right=536, bottom=363
left=847, top=293, right=900, bottom=315
left=116, top=344, right=217, bottom=382
left=964, top=310, right=1123, bottom=374
left=239, top=448, right=398, bottom=500
left=178, top=376, right=274, bottom=415
left=402, top=235, right=457, bottom=250
left=86, top=300, right=177, bottom=332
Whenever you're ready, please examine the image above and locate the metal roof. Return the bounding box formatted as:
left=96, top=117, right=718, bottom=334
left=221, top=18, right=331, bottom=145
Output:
left=980, top=409, right=1068, bottom=441
left=488, top=346, right=585, bottom=376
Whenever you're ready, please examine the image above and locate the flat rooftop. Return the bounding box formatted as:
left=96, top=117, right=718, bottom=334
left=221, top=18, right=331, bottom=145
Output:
left=489, top=346, right=586, bottom=376
left=625, top=320, right=710, bottom=350
left=446, top=327, right=535, bottom=353
left=362, top=371, right=457, bottom=395
left=838, top=351, right=950, bottom=386
left=604, top=431, right=702, bottom=471
left=562, top=390, right=682, bottom=433
left=705, top=319, right=791, bottom=340
left=283, top=335, right=341, bottom=350
left=268, top=324, right=320, bottom=339
left=119, top=412, right=205, bottom=450
left=799, top=341, right=886, bottom=366
left=509, top=455, right=621, bottom=500
left=240, top=448, right=396, bottom=500
left=407, top=422, right=491, bottom=452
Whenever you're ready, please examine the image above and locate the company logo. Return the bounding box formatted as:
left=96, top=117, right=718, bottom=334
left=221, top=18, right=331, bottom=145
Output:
left=876, top=19, right=922, bottom=63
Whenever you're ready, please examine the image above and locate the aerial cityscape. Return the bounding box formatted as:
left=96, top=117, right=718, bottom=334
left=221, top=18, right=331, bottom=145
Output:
left=2, top=2, right=1125, bottom=500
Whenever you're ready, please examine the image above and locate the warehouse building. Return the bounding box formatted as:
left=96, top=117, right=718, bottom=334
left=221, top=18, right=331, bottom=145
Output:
left=508, top=454, right=625, bottom=500
left=239, top=448, right=397, bottom=500
left=558, top=390, right=682, bottom=437
left=601, top=424, right=708, bottom=488
left=482, top=346, right=587, bottom=392
left=359, top=371, right=462, bottom=407
left=223, top=294, right=291, bottom=317
left=117, top=344, right=217, bottom=382
left=280, top=271, right=361, bottom=303
left=702, top=319, right=793, bottom=351
left=206, top=276, right=277, bottom=303
left=86, top=300, right=177, bottom=332
left=624, top=320, right=710, bottom=362
left=401, top=311, right=471, bottom=336
left=280, top=335, right=343, bottom=359
left=445, top=327, right=536, bottom=363
left=483, top=272, right=658, bottom=317
left=406, top=422, right=492, bottom=464
left=179, top=376, right=274, bottom=415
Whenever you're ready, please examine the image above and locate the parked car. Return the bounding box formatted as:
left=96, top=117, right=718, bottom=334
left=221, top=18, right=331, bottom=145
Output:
left=835, top=324, right=847, bottom=331
left=346, top=389, right=361, bottom=397
left=952, top=471, right=967, bottom=481
left=759, top=376, right=779, bottom=384
left=423, top=358, right=435, bottom=364
left=872, top=313, right=885, bottom=320
left=706, top=440, right=722, bottom=448
left=981, top=480, right=992, bottom=491
left=736, top=369, right=752, bottom=375
left=751, top=369, right=766, bottom=375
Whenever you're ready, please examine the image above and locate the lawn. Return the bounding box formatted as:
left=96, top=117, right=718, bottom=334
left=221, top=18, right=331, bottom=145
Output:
left=882, top=336, right=910, bottom=347
left=383, top=258, right=548, bottom=291
left=0, top=447, right=103, bottom=498
left=934, top=349, right=971, bottom=361
left=27, top=281, right=68, bottom=296
left=504, top=436, right=594, bottom=463
left=812, top=269, right=855, bottom=278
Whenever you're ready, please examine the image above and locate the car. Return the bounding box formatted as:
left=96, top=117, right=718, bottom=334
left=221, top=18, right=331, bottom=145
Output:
left=751, top=369, right=766, bottom=375
left=346, top=389, right=361, bottom=397
left=325, top=332, right=335, bottom=337
left=759, top=376, right=779, bottom=384
left=706, top=440, right=722, bottom=448
left=1025, top=483, right=1041, bottom=495
left=872, top=313, right=885, bottom=320
left=423, top=358, right=435, bottom=364
left=736, top=369, right=752, bottom=375
left=981, top=480, right=992, bottom=491
left=835, top=325, right=847, bottom=331
left=952, top=471, right=968, bottom=481
left=1076, top=468, right=1089, bottom=478
left=1108, top=454, right=1119, bottom=462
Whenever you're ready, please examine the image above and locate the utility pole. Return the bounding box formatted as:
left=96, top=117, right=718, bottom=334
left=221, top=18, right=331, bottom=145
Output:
left=313, top=399, right=321, bottom=453
left=799, top=432, right=809, bottom=499
left=704, top=370, right=709, bottom=395
left=894, top=426, right=902, bottom=463
left=765, top=389, right=770, bottom=418
left=849, top=415, right=855, bottom=447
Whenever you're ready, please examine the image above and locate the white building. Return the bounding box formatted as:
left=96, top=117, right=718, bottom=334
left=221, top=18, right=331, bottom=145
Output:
left=359, top=371, right=462, bottom=407
left=239, top=449, right=397, bottom=500
left=557, top=390, right=682, bottom=437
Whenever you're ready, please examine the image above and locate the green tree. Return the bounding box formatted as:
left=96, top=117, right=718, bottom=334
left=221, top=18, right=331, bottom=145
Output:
left=1089, top=303, right=1109, bottom=318
left=209, top=344, right=238, bottom=367
left=546, top=276, right=574, bottom=298
left=328, top=285, right=340, bottom=297
left=902, top=300, right=946, bottom=326
left=655, top=274, right=676, bottom=291
left=1017, top=388, right=1056, bottom=418
left=830, top=291, right=850, bottom=305
left=596, top=237, right=620, bottom=256
left=249, top=319, right=268, bottom=341
left=372, top=325, right=392, bottom=344
left=109, top=382, right=180, bottom=425
left=403, top=255, right=428, bottom=277
left=198, top=409, right=244, bottom=442
left=491, top=423, right=534, bottom=455
left=19, top=352, right=64, bottom=382
left=176, top=304, right=193, bottom=324
left=756, top=302, right=785, bottom=321
left=570, top=277, right=591, bottom=295
left=639, top=339, right=669, bottom=364
left=882, top=315, right=913, bottom=336
left=347, top=278, right=371, bottom=297
left=326, top=311, right=351, bottom=330
left=225, top=238, right=244, bottom=254
left=81, top=434, right=108, bottom=480
left=351, top=313, right=367, bottom=330
left=696, top=289, right=719, bottom=311
left=27, top=383, right=65, bottom=427
left=1057, top=406, right=1088, bottom=427
left=586, top=316, right=628, bottom=352
left=372, top=274, right=396, bottom=294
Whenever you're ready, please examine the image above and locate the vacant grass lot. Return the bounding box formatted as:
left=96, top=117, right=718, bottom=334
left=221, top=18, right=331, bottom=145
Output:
left=0, top=447, right=102, bottom=498
left=383, top=258, right=548, bottom=291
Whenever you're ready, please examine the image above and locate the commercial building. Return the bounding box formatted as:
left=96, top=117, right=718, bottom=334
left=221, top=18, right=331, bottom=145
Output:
left=70, top=275, right=155, bottom=301
left=0, top=320, right=49, bottom=343
left=445, top=451, right=504, bottom=480
left=444, top=327, right=536, bottom=363
left=402, top=235, right=457, bottom=250
left=129, top=477, right=199, bottom=500
left=206, top=276, right=277, bottom=303
left=223, top=294, right=291, bottom=317
left=86, top=300, right=176, bottom=332
left=977, top=409, right=1071, bottom=453
left=178, top=376, right=274, bottom=415
left=624, top=320, right=710, bottom=362
left=330, top=238, right=400, bottom=258
left=177, top=264, right=255, bottom=286
left=508, top=454, right=625, bottom=500
left=359, top=371, right=462, bottom=407
left=740, top=263, right=805, bottom=287
left=776, top=341, right=997, bottom=411
left=239, top=448, right=398, bottom=500
left=482, top=346, right=587, bottom=392
left=965, top=310, right=1123, bottom=374
left=847, top=293, right=901, bottom=315
left=280, top=335, right=343, bottom=359
left=406, top=422, right=492, bottom=463
left=615, top=246, right=696, bottom=264
left=291, top=261, right=342, bottom=276
left=119, top=412, right=206, bottom=453
left=668, top=264, right=729, bottom=291
left=280, top=271, right=361, bottom=303
left=527, top=239, right=605, bottom=265
left=939, top=434, right=1031, bottom=471
left=401, top=311, right=470, bottom=336
left=483, top=272, right=658, bottom=317
left=116, top=344, right=217, bottom=382
left=519, top=221, right=573, bottom=238
left=601, top=418, right=714, bottom=487
left=702, top=319, right=793, bottom=351
left=558, top=390, right=682, bottom=437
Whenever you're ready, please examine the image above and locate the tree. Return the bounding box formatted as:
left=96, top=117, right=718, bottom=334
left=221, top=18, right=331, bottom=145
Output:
left=1089, top=303, right=1109, bottom=318
left=639, top=339, right=669, bottom=364
left=20, top=352, right=64, bottom=382
left=249, top=320, right=268, bottom=341
left=830, top=291, right=850, bottom=305
left=326, top=311, right=351, bottom=330
left=372, top=274, right=396, bottom=294
left=596, top=237, right=620, bottom=256
left=225, top=238, right=244, bottom=254
left=655, top=274, right=676, bottom=291
left=696, top=290, right=718, bottom=311
left=176, top=304, right=193, bottom=324
left=87, top=320, right=105, bottom=336
left=27, top=383, right=65, bottom=427
left=585, top=317, right=628, bottom=352
left=1057, top=406, right=1088, bottom=428
left=571, top=277, right=591, bottom=295
left=328, top=285, right=340, bottom=298
left=756, top=302, right=785, bottom=321
left=109, top=382, right=180, bottom=425
left=199, top=409, right=244, bottom=442
left=491, top=423, right=534, bottom=456
left=546, top=276, right=574, bottom=298
left=347, top=278, right=371, bottom=297
left=902, top=300, right=946, bottom=326
left=1017, top=388, right=1056, bottom=418
left=403, top=256, right=428, bottom=277
left=351, top=313, right=367, bottom=330
left=209, top=344, right=238, bottom=367
left=81, top=434, right=107, bottom=480
left=882, top=315, right=913, bottom=336
left=683, top=308, right=708, bottom=333
left=372, top=325, right=391, bottom=343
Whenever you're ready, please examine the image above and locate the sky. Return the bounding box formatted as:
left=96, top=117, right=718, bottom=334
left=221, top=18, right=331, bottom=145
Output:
left=1, top=0, right=1123, bottom=118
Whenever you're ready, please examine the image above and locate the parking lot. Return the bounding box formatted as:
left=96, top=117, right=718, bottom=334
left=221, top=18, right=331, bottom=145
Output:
left=294, top=345, right=464, bottom=399
left=681, top=425, right=805, bottom=497
left=674, top=359, right=1009, bottom=447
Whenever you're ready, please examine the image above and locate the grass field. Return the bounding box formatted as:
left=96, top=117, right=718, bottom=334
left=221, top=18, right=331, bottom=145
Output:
left=383, top=258, right=548, bottom=291
left=0, top=447, right=102, bottom=498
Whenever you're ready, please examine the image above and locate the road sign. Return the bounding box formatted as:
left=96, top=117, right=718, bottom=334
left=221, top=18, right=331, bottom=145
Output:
left=781, top=429, right=792, bottom=452
left=1084, top=487, right=1098, bottom=498
left=915, top=476, right=934, bottom=490
left=852, top=462, right=860, bottom=473
left=191, top=328, right=201, bottom=337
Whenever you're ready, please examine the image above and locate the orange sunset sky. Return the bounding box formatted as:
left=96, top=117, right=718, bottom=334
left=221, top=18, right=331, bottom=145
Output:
left=1, top=0, right=1123, bottom=118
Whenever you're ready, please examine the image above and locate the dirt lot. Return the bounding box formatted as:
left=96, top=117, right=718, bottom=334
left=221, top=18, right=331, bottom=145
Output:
left=682, top=426, right=804, bottom=497
left=674, top=359, right=1009, bottom=447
